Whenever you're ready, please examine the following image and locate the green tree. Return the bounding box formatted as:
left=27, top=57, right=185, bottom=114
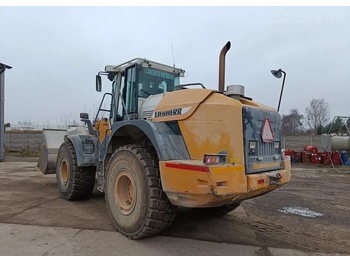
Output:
left=323, top=117, right=350, bottom=134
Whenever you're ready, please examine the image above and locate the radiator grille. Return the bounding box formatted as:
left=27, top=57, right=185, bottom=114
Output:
left=142, top=110, right=154, bottom=120
left=243, top=106, right=282, bottom=174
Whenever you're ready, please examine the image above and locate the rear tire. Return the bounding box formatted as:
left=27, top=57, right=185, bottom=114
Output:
left=105, top=144, right=176, bottom=239
left=56, top=141, right=96, bottom=200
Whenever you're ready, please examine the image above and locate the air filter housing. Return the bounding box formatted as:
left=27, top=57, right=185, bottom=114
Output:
left=225, top=85, right=245, bottom=100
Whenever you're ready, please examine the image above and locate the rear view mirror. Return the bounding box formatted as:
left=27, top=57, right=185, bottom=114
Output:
left=80, top=113, right=89, bottom=120
left=96, top=75, right=102, bottom=92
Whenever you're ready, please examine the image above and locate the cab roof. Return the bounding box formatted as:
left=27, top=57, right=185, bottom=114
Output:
left=104, top=58, right=185, bottom=76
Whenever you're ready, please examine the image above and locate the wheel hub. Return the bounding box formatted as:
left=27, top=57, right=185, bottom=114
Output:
left=114, top=170, right=136, bottom=215
left=61, top=160, right=68, bottom=184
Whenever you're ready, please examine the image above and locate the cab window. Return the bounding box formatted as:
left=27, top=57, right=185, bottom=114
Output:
left=138, top=67, right=180, bottom=98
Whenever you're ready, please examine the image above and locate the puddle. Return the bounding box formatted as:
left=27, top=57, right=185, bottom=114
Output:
left=278, top=207, right=324, bottom=218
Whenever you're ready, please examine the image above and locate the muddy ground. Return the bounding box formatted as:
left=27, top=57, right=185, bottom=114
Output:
left=0, top=157, right=349, bottom=255
left=243, top=164, right=350, bottom=254
left=167, top=163, right=350, bottom=255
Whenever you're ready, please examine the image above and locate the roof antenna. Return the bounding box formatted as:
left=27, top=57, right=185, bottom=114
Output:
left=171, top=42, right=176, bottom=67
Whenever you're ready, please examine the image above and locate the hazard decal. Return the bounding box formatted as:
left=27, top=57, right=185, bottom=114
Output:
left=261, top=118, right=274, bottom=143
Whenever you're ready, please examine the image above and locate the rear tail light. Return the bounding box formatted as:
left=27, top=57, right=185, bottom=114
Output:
left=203, top=153, right=227, bottom=165
left=258, top=179, right=265, bottom=184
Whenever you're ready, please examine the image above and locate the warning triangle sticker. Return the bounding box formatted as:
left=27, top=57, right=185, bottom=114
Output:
left=261, top=118, right=274, bottom=143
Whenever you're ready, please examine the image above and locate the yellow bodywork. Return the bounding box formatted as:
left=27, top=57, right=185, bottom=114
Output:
left=159, top=159, right=291, bottom=207
left=95, top=119, right=111, bottom=143
left=152, top=89, right=291, bottom=208
left=152, top=89, right=213, bottom=122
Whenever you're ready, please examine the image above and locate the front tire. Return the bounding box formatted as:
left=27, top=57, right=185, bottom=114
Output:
left=56, top=141, right=96, bottom=200
left=105, top=144, right=176, bottom=239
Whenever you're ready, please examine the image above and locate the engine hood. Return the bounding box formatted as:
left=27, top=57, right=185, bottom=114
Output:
left=151, top=89, right=214, bottom=122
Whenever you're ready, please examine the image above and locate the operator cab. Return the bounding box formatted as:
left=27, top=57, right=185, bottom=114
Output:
left=95, top=58, right=185, bottom=124
left=138, top=67, right=180, bottom=98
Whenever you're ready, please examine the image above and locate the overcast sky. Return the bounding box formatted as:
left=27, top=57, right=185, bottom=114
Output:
left=1, top=6, right=349, bottom=127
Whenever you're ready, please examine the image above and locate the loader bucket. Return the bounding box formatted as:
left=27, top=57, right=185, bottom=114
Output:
left=38, top=129, right=68, bottom=174
left=38, top=127, right=90, bottom=174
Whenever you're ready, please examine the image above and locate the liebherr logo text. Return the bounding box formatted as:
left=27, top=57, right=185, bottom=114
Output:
left=154, top=108, right=182, bottom=117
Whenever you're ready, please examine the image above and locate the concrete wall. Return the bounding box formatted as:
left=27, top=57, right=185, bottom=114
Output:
left=5, top=130, right=42, bottom=153
left=4, top=130, right=324, bottom=155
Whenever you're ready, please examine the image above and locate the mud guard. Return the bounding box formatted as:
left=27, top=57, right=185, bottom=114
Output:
left=107, top=120, right=190, bottom=161
left=64, top=135, right=99, bottom=167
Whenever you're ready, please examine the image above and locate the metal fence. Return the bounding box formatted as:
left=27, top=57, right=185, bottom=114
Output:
left=283, top=135, right=323, bottom=152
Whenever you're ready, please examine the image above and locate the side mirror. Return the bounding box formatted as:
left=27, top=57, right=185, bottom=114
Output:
left=80, top=112, right=89, bottom=120
left=96, top=75, right=102, bottom=92
left=79, top=112, right=97, bottom=136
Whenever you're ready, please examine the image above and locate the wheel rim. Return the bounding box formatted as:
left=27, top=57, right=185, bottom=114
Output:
left=61, top=160, right=68, bottom=184
left=114, top=170, right=136, bottom=215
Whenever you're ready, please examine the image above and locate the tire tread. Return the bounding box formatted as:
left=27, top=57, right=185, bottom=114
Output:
left=57, top=141, right=95, bottom=200
left=106, top=144, right=176, bottom=239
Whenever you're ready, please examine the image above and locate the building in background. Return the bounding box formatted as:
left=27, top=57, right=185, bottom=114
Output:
left=0, top=62, right=12, bottom=161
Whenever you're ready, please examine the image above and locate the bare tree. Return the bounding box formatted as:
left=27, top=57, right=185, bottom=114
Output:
left=305, top=98, right=330, bottom=135
left=56, top=110, right=81, bottom=129
left=282, top=109, right=304, bottom=135
left=41, top=116, right=53, bottom=129
left=87, top=103, right=100, bottom=123
left=17, top=118, right=33, bottom=129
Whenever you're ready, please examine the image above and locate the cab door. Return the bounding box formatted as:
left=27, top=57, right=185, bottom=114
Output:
left=122, top=66, right=138, bottom=120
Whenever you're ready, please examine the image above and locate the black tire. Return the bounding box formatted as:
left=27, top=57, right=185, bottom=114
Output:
left=105, top=144, right=176, bottom=239
left=56, top=141, right=96, bottom=200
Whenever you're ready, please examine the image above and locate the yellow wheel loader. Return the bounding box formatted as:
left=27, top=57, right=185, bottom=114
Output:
left=39, top=41, right=291, bottom=239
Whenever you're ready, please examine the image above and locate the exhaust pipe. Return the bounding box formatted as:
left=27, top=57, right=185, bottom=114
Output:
left=218, top=41, right=231, bottom=93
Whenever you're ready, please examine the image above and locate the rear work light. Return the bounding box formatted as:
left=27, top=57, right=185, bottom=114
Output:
left=249, top=140, right=257, bottom=154
left=203, top=153, right=227, bottom=165
left=249, top=141, right=257, bottom=149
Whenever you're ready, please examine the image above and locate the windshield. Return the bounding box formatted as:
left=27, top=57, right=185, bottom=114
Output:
left=138, top=67, right=180, bottom=98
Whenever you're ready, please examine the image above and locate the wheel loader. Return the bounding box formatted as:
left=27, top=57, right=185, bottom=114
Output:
left=38, top=41, right=291, bottom=239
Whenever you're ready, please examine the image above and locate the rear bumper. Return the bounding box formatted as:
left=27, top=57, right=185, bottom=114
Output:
left=159, top=158, right=291, bottom=208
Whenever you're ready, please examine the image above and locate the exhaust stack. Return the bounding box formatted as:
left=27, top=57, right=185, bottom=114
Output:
left=218, top=41, right=231, bottom=93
